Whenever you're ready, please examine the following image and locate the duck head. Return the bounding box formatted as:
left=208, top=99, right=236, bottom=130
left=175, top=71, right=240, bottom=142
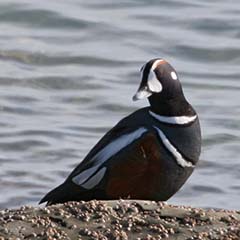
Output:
left=133, top=58, right=183, bottom=101
left=133, top=58, right=193, bottom=116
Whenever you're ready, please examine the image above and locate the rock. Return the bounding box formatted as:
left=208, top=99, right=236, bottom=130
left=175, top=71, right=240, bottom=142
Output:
left=0, top=200, right=239, bottom=239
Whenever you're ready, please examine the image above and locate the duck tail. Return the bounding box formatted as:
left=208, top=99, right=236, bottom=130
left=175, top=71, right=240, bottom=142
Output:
left=39, top=182, right=69, bottom=206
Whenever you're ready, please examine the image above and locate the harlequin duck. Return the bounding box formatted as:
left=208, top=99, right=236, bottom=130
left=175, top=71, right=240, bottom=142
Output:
left=40, top=58, right=201, bottom=205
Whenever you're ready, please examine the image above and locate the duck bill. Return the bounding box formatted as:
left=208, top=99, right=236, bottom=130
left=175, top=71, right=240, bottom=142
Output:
left=132, top=88, right=152, bottom=101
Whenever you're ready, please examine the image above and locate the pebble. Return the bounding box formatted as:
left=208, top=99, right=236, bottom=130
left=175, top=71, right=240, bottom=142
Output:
left=0, top=200, right=239, bottom=239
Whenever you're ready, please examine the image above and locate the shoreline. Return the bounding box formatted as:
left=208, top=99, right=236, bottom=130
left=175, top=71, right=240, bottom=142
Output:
left=0, top=200, right=239, bottom=239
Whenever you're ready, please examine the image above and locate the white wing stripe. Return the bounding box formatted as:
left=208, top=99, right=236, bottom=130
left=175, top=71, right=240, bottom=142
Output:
left=150, top=111, right=197, bottom=125
left=72, top=164, right=102, bottom=185
left=89, top=127, right=147, bottom=166
left=81, top=167, right=107, bottom=189
left=154, top=127, right=193, bottom=168
left=147, top=70, right=162, bottom=93
left=72, top=127, right=147, bottom=188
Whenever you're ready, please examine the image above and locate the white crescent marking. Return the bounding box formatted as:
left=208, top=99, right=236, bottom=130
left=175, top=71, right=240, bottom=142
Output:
left=154, top=127, right=193, bottom=168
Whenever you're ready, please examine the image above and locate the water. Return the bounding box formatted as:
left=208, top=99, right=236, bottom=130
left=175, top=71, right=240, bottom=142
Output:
left=0, top=0, right=239, bottom=210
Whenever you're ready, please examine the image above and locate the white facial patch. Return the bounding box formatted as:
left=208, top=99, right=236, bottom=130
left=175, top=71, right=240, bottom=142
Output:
left=72, top=127, right=147, bottom=189
left=154, top=127, right=193, bottom=168
left=147, top=70, right=162, bottom=93
left=149, top=111, right=197, bottom=125
left=147, top=59, right=165, bottom=93
left=132, top=87, right=152, bottom=101
left=171, top=71, right=178, bottom=80
left=134, top=59, right=165, bottom=100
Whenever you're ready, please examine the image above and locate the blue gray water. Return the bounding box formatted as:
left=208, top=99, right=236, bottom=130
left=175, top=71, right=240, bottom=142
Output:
left=0, top=0, right=239, bottom=210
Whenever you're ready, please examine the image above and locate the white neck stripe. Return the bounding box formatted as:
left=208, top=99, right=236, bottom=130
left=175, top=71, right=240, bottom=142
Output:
left=154, top=127, right=193, bottom=168
left=149, top=111, right=197, bottom=125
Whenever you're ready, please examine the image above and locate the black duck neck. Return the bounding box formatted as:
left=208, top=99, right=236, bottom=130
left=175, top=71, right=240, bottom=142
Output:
left=148, top=94, right=196, bottom=117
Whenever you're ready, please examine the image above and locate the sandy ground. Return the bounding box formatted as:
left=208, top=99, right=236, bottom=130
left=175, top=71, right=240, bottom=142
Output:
left=0, top=200, right=239, bottom=240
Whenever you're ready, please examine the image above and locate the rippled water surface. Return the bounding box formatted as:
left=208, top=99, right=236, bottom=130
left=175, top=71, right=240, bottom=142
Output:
left=0, top=0, right=239, bottom=209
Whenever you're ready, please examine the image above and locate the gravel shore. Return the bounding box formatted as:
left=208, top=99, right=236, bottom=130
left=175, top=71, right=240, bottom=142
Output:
left=0, top=200, right=239, bottom=239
